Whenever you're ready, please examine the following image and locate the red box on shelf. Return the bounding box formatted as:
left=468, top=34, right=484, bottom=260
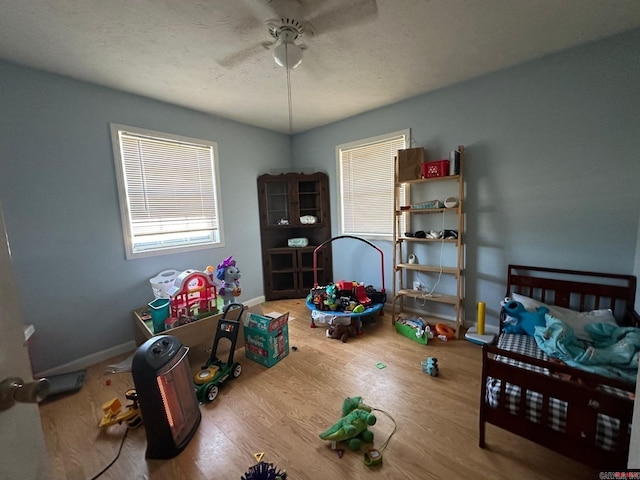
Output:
left=422, top=160, right=450, bottom=178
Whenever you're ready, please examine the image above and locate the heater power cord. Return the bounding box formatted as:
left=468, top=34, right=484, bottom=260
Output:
left=89, top=427, right=129, bottom=480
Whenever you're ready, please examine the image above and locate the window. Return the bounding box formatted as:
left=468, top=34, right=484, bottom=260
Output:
left=110, top=124, right=224, bottom=259
left=337, top=129, right=409, bottom=239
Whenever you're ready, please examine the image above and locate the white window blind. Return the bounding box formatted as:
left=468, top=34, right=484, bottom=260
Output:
left=111, top=124, right=224, bottom=258
left=338, top=130, right=408, bottom=238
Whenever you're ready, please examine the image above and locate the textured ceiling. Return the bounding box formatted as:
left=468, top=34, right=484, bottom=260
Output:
left=1, top=0, right=640, bottom=134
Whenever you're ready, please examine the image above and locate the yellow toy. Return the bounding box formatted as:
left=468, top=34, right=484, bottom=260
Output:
left=98, top=389, right=142, bottom=429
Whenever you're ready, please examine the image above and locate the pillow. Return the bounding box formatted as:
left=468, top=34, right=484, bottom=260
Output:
left=510, top=292, right=617, bottom=342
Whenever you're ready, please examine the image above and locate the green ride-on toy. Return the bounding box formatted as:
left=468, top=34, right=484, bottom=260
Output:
left=193, top=302, right=244, bottom=403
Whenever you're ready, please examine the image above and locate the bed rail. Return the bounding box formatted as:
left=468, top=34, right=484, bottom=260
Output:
left=480, top=343, right=634, bottom=469
left=482, top=264, right=638, bottom=469
left=502, top=265, right=638, bottom=329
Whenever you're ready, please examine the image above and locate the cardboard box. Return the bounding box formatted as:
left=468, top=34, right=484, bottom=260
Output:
left=244, top=312, right=289, bottom=367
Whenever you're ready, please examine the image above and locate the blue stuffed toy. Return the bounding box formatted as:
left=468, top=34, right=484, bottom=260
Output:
left=502, top=299, right=548, bottom=336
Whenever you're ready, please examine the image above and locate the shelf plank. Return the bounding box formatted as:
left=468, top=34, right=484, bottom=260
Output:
left=397, top=237, right=458, bottom=243
left=267, top=246, right=317, bottom=253
left=396, top=207, right=459, bottom=215
left=395, top=289, right=459, bottom=305
left=399, top=174, right=461, bottom=185
left=396, top=263, right=459, bottom=275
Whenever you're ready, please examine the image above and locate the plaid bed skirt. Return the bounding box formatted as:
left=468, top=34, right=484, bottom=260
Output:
left=486, top=333, right=626, bottom=452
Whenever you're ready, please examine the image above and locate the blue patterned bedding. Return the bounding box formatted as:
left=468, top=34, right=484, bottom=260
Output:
left=486, top=333, right=632, bottom=452
left=533, top=317, right=640, bottom=384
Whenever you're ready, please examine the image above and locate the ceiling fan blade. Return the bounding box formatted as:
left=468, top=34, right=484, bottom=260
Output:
left=306, top=0, right=378, bottom=36
left=296, top=50, right=327, bottom=79
left=217, top=42, right=270, bottom=68
left=239, top=0, right=281, bottom=23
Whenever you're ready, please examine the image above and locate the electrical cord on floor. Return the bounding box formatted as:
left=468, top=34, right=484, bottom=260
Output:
left=363, top=407, right=398, bottom=466
left=89, top=427, right=129, bottom=480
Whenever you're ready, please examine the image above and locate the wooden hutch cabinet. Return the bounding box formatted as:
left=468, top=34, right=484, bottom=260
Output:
left=257, top=172, right=333, bottom=300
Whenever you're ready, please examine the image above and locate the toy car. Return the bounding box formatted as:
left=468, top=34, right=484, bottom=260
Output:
left=194, top=302, right=244, bottom=403
left=98, top=388, right=142, bottom=429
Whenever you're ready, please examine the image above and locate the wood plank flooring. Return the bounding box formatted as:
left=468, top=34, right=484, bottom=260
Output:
left=39, top=299, right=598, bottom=479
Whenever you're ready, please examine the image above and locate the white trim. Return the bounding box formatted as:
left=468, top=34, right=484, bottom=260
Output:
left=336, top=129, right=410, bottom=238
left=110, top=123, right=225, bottom=259
left=336, top=129, right=411, bottom=152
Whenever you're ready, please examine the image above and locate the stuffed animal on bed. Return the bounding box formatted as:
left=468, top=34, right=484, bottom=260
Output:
left=502, top=299, right=548, bottom=336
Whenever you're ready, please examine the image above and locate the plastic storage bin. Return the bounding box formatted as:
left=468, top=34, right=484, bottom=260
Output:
left=148, top=298, right=171, bottom=334
left=422, top=160, right=450, bottom=178
left=395, top=319, right=428, bottom=345
left=150, top=269, right=179, bottom=298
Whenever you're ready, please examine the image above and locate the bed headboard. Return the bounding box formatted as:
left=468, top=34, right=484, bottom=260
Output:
left=505, top=264, right=638, bottom=326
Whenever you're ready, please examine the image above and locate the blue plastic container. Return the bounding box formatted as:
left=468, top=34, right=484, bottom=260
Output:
left=148, top=298, right=171, bottom=334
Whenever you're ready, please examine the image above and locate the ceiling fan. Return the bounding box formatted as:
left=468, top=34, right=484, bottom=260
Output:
left=220, top=0, right=378, bottom=134
left=262, top=17, right=307, bottom=70
left=219, top=0, right=379, bottom=69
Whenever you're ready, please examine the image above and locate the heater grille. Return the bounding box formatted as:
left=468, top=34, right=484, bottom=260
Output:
left=132, top=335, right=201, bottom=459
left=156, top=346, right=200, bottom=446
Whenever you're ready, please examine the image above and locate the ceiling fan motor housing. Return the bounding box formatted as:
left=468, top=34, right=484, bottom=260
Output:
left=270, top=19, right=306, bottom=68
left=268, top=18, right=305, bottom=40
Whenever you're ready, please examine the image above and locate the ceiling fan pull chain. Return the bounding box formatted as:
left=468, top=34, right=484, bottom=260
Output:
left=285, top=43, right=294, bottom=134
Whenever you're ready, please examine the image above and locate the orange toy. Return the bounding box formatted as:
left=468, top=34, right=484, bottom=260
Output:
left=435, top=323, right=455, bottom=340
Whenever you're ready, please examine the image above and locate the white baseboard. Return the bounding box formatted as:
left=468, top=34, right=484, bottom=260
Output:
left=243, top=295, right=265, bottom=307
left=34, top=341, right=137, bottom=378
left=34, top=295, right=267, bottom=378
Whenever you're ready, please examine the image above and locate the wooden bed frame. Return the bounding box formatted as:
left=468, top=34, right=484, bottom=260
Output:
left=479, top=265, right=638, bottom=469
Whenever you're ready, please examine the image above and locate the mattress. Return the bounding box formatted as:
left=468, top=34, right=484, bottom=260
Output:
left=486, top=333, right=627, bottom=452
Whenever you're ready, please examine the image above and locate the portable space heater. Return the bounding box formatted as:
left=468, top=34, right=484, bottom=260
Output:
left=132, top=335, right=201, bottom=459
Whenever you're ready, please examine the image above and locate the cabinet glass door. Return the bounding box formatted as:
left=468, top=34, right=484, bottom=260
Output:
left=266, top=182, right=289, bottom=226
left=297, top=180, right=321, bottom=224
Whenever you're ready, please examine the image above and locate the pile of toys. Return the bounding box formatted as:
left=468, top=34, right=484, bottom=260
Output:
left=311, top=281, right=384, bottom=313
left=147, top=256, right=242, bottom=333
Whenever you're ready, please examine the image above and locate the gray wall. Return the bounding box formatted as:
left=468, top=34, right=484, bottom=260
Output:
left=2, top=28, right=639, bottom=373
left=291, top=28, right=640, bottom=328
left=0, top=61, right=290, bottom=374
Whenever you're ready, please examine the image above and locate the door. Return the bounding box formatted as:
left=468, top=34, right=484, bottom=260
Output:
left=0, top=201, right=50, bottom=478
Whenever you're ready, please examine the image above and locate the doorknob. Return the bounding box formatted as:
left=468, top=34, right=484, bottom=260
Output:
left=0, top=377, right=50, bottom=411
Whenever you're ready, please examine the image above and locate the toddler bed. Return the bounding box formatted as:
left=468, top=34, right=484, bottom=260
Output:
left=479, top=265, right=638, bottom=469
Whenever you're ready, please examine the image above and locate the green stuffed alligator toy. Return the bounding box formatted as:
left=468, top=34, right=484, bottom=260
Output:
left=319, top=396, right=377, bottom=451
